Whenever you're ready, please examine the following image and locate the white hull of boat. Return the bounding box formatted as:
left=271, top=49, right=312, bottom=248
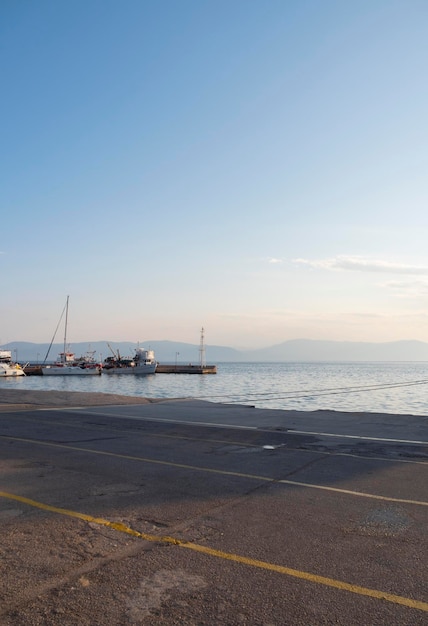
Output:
left=103, top=363, right=157, bottom=375
left=42, top=366, right=101, bottom=376
left=0, top=363, right=25, bottom=377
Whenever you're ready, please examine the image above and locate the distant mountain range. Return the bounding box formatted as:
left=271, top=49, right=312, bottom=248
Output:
left=3, top=339, right=428, bottom=363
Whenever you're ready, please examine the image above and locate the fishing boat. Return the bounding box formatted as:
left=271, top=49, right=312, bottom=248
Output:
left=103, top=345, right=157, bottom=375
left=42, top=351, right=102, bottom=376
left=41, top=296, right=102, bottom=376
left=0, top=350, right=25, bottom=377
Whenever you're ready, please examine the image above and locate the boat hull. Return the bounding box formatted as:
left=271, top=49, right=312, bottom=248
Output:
left=0, top=365, right=25, bottom=377
left=103, top=364, right=157, bottom=375
left=42, top=366, right=101, bottom=376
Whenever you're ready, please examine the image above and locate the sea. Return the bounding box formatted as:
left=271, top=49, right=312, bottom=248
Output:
left=2, top=361, right=428, bottom=416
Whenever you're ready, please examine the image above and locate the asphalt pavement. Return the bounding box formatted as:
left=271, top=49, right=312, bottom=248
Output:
left=0, top=394, right=427, bottom=625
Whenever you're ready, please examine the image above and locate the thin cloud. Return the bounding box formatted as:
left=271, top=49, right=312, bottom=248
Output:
left=384, top=280, right=428, bottom=296
left=267, top=257, right=284, bottom=264
left=293, top=256, right=428, bottom=275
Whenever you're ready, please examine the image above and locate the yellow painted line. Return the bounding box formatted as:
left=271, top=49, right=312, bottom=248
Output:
left=3, top=435, right=428, bottom=507
left=0, top=489, right=427, bottom=613
left=3, top=414, right=427, bottom=465
left=5, top=415, right=262, bottom=449
left=2, top=435, right=428, bottom=507
left=277, top=479, right=428, bottom=506
left=0, top=435, right=261, bottom=479
left=59, top=407, right=428, bottom=443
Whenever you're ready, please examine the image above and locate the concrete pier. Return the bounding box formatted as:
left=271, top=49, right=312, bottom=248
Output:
left=155, top=363, right=217, bottom=374
left=22, top=363, right=217, bottom=375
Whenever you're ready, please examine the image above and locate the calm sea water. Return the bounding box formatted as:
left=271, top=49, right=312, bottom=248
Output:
left=2, top=362, right=428, bottom=415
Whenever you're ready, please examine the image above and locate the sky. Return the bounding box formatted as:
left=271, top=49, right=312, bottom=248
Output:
left=1, top=0, right=428, bottom=349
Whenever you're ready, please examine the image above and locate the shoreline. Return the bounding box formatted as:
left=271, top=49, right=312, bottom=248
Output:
left=0, top=388, right=163, bottom=411
left=2, top=361, right=428, bottom=416
left=1, top=388, right=427, bottom=423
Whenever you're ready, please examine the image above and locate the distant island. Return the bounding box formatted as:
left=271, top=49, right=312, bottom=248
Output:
left=3, top=339, right=428, bottom=364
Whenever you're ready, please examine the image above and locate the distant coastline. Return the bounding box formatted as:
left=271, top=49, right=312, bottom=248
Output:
left=2, top=339, right=428, bottom=364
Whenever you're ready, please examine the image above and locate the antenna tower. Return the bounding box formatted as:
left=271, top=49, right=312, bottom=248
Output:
left=199, top=327, right=206, bottom=367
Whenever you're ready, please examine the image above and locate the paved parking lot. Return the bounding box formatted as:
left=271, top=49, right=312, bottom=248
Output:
left=0, top=394, right=427, bottom=625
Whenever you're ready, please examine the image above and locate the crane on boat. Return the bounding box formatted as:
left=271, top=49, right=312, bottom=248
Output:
left=107, top=343, right=120, bottom=360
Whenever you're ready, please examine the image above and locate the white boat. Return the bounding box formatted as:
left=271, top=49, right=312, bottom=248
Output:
left=103, top=346, right=157, bottom=375
left=42, top=352, right=102, bottom=376
left=41, top=296, right=102, bottom=376
left=0, top=350, right=25, bottom=377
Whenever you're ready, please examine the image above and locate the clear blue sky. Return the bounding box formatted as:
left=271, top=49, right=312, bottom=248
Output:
left=1, top=1, right=427, bottom=348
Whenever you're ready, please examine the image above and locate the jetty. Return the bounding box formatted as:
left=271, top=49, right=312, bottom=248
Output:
left=156, top=364, right=216, bottom=374
left=22, top=365, right=42, bottom=375
left=22, top=363, right=217, bottom=375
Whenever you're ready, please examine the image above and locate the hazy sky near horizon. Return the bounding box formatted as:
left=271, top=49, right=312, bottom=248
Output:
left=2, top=1, right=427, bottom=348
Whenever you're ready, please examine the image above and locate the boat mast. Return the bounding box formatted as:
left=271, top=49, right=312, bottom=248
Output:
left=42, top=296, right=69, bottom=363
left=199, top=327, right=206, bottom=368
left=63, top=295, right=69, bottom=358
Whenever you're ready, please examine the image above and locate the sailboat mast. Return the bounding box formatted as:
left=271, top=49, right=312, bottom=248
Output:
left=64, top=295, right=69, bottom=356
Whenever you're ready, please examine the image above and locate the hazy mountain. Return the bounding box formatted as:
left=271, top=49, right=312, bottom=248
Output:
left=238, top=339, right=428, bottom=362
left=2, top=339, right=428, bottom=363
